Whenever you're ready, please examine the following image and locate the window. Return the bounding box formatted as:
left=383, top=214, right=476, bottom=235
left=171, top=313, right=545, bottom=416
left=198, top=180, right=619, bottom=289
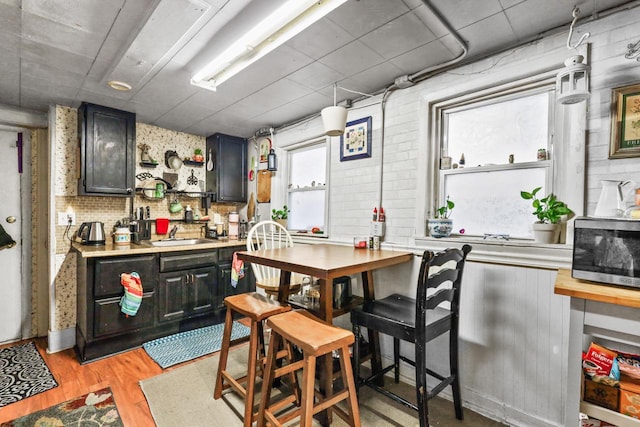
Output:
left=286, top=141, right=327, bottom=232
left=437, top=83, right=555, bottom=239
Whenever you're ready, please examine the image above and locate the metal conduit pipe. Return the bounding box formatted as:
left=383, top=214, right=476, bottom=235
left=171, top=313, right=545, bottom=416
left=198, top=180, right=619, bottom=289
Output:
left=376, top=0, right=468, bottom=212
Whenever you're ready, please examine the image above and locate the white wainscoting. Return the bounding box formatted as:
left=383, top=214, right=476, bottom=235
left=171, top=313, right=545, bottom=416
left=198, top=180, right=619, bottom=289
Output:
left=337, top=257, right=568, bottom=426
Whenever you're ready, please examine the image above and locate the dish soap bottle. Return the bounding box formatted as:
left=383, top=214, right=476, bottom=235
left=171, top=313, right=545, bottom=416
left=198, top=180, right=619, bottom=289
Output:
left=185, top=205, right=193, bottom=223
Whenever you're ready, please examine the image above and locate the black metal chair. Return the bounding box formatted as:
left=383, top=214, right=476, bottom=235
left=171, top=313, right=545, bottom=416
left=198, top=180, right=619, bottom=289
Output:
left=350, top=244, right=472, bottom=427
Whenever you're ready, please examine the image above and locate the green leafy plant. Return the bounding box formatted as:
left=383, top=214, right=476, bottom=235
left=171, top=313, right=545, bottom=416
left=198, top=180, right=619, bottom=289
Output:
left=271, top=205, right=289, bottom=220
left=194, top=148, right=203, bottom=155
left=520, top=187, right=572, bottom=224
left=434, top=196, right=455, bottom=219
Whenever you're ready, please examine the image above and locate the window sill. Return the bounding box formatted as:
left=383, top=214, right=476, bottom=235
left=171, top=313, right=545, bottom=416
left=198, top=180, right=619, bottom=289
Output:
left=413, top=235, right=572, bottom=270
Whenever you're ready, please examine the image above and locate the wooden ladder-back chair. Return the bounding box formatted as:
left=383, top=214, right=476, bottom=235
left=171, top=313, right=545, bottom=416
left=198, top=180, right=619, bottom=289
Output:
left=246, top=220, right=304, bottom=298
left=351, top=244, right=472, bottom=427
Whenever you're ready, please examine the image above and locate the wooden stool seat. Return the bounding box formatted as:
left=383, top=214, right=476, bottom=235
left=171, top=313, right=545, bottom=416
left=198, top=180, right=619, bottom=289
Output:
left=214, top=292, right=292, bottom=427
left=258, top=310, right=361, bottom=427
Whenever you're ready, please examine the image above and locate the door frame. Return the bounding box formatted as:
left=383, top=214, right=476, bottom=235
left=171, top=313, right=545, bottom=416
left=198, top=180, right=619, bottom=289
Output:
left=0, top=104, right=48, bottom=340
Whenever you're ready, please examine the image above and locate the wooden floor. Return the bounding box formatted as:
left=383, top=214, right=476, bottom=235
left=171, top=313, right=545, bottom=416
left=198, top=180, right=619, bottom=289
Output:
left=0, top=315, right=252, bottom=424
left=0, top=336, right=182, bottom=425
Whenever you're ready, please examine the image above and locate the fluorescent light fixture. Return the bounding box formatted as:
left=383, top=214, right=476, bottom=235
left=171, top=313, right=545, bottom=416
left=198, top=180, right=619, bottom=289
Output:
left=191, top=0, right=347, bottom=91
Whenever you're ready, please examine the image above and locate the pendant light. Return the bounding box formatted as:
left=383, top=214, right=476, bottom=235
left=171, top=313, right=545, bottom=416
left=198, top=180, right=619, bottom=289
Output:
left=267, top=127, right=277, bottom=171
left=556, top=7, right=591, bottom=105
left=321, top=83, right=348, bottom=136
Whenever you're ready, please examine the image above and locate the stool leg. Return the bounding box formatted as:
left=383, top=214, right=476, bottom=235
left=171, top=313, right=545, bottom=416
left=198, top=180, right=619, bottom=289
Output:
left=243, top=319, right=260, bottom=427
left=450, top=318, right=464, bottom=420
left=415, top=341, right=429, bottom=427
left=338, top=345, right=361, bottom=427
left=300, top=353, right=316, bottom=427
left=393, top=337, right=400, bottom=383
left=257, top=332, right=281, bottom=427
left=214, top=305, right=234, bottom=399
left=352, top=324, right=360, bottom=396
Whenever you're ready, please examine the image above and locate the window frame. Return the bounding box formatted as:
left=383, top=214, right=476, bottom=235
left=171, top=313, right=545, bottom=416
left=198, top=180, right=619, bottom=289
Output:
left=435, top=82, right=557, bottom=239
left=285, top=137, right=329, bottom=236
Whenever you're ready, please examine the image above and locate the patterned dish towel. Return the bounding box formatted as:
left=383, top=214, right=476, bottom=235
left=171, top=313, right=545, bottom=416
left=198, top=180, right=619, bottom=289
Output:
left=120, top=272, right=143, bottom=316
left=231, top=252, right=245, bottom=288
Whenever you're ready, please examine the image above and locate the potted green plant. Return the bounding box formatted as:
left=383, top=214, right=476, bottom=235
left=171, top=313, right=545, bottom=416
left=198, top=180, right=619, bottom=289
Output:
left=427, top=196, right=455, bottom=238
left=271, top=205, right=289, bottom=228
left=193, top=148, right=204, bottom=162
left=520, top=187, right=572, bottom=243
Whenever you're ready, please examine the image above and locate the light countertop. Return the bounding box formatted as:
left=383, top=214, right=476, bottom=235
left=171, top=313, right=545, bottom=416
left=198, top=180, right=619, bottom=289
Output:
left=72, top=238, right=247, bottom=258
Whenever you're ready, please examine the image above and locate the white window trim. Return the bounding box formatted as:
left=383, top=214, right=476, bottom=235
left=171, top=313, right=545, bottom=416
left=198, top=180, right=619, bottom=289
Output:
left=414, top=50, right=587, bottom=251
left=284, top=136, right=330, bottom=237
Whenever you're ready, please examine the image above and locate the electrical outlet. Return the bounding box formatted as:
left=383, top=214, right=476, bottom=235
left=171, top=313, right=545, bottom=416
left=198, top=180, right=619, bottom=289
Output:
left=58, top=212, right=76, bottom=225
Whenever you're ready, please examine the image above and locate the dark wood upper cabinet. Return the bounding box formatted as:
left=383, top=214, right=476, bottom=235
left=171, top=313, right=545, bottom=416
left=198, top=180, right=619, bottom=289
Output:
left=78, top=102, right=136, bottom=196
left=206, top=133, right=247, bottom=202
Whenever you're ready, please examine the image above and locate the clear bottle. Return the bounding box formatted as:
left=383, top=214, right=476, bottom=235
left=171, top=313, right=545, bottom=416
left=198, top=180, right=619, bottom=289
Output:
left=185, top=205, right=193, bottom=223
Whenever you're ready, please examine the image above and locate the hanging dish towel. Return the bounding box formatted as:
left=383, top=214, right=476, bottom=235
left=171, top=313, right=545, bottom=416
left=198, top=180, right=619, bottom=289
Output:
left=120, top=272, right=143, bottom=316
left=0, top=224, right=16, bottom=250
left=231, top=252, right=245, bottom=288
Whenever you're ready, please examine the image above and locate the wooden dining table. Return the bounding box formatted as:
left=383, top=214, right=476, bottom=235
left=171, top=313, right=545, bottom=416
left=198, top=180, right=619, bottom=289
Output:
left=236, top=243, right=413, bottom=424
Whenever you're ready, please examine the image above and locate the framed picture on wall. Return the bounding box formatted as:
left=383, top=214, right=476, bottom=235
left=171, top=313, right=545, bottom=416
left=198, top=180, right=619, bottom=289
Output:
left=340, top=116, right=372, bottom=161
left=610, top=83, right=640, bottom=158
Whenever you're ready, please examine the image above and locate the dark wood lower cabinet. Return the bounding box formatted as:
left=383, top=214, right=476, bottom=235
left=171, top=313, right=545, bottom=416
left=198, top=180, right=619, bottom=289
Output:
left=76, top=245, right=254, bottom=363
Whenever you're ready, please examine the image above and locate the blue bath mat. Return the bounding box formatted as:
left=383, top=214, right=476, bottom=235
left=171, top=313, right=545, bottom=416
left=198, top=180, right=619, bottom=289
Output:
left=143, top=322, right=251, bottom=368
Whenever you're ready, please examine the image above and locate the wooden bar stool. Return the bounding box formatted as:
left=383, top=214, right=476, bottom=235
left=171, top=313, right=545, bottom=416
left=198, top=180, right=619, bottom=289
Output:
left=214, top=292, right=292, bottom=427
left=257, top=310, right=361, bottom=427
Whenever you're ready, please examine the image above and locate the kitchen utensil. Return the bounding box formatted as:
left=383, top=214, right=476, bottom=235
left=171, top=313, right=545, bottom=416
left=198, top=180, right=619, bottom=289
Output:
left=207, top=149, right=214, bottom=171
left=77, top=222, right=106, bottom=245
left=594, top=179, right=636, bottom=217
left=169, top=197, right=183, bottom=213
left=146, top=206, right=150, bottom=219
left=187, top=169, right=198, bottom=186
left=332, top=276, right=352, bottom=309
left=247, top=192, right=255, bottom=220
left=155, top=218, right=169, bottom=234
left=257, top=170, right=271, bottom=203
left=248, top=169, right=254, bottom=181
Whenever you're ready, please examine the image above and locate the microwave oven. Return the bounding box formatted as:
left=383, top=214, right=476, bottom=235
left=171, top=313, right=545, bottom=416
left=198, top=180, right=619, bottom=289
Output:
left=572, top=217, right=640, bottom=288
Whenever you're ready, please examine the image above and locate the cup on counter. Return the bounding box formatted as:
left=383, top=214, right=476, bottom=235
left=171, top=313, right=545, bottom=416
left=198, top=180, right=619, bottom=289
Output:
left=156, top=218, right=169, bottom=234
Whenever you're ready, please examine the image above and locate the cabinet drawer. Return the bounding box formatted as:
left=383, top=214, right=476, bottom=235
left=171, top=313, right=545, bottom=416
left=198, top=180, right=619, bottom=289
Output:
left=94, top=292, right=155, bottom=337
left=160, top=251, right=217, bottom=272
left=94, top=255, right=158, bottom=298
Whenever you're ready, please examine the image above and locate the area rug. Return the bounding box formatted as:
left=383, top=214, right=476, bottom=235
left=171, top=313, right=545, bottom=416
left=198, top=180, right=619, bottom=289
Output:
left=1, top=387, right=123, bottom=426
left=140, top=346, right=504, bottom=427
left=0, top=342, right=58, bottom=407
left=142, top=321, right=251, bottom=368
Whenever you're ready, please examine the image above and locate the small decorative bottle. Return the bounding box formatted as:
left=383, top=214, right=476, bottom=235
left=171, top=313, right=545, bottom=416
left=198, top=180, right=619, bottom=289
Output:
left=373, top=207, right=378, bottom=221
left=185, top=205, right=193, bottom=223
left=378, top=207, right=385, bottom=222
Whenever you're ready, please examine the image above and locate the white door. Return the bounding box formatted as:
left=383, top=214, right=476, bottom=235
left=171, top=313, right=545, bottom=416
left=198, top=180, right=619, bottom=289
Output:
left=0, top=130, right=26, bottom=343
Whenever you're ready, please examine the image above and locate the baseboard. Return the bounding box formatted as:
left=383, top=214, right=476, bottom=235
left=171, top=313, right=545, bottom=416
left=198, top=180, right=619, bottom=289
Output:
left=47, top=327, right=75, bottom=353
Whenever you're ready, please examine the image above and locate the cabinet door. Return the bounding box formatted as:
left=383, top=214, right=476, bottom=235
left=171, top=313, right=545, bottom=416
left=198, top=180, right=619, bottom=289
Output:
left=189, top=266, right=218, bottom=315
left=206, top=133, right=247, bottom=202
left=158, top=272, right=188, bottom=322
left=78, top=102, right=136, bottom=196
left=218, top=262, right=254, bottom=302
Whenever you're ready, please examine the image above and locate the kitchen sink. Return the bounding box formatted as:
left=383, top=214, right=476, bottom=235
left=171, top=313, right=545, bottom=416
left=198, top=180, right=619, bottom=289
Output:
left=139, top=238, right=213, bottom=247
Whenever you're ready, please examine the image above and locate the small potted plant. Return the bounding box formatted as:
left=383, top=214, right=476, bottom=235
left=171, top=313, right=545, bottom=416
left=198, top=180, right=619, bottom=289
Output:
left=271, top=205, right=289, bottom=228
left=427, top=196, right=455, bottom=238
left=520, top=187, right=572, bottom=243
left=193, top=148, right=204, bottom=162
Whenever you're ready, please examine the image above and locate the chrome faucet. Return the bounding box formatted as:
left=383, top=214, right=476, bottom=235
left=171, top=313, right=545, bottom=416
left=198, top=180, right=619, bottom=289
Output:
left=168, top=225, right=178, bottom=239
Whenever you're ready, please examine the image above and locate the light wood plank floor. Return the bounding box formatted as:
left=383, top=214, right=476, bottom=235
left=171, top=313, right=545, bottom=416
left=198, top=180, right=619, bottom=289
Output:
left=0, top=331, right=504, bottom=426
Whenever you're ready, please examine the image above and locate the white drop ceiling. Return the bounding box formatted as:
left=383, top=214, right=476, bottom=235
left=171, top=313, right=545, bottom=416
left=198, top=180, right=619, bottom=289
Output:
left=1, top=0, right=637, bottom=138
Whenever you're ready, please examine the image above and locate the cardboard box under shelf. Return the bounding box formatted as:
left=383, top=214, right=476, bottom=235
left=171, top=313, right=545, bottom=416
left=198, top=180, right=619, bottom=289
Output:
left=620, top=381, right=640, bottom=419
left=584, top=377, right=620, bottom=412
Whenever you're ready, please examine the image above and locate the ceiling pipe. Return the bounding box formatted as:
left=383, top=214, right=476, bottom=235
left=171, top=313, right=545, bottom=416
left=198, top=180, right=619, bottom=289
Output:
left=375, top=0, right=469, bottom=212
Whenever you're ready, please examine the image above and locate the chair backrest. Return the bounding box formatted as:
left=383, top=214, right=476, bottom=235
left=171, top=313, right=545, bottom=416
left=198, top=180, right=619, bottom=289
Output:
left=246, top=220, right=295, bottom=285
left=415, top=244, right=472, bottom=331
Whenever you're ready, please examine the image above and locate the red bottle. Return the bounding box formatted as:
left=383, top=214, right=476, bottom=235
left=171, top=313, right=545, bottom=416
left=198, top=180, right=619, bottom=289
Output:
left=373, top=207, right=378, bottom=221
left=378, top=207, right=385, bottom=222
